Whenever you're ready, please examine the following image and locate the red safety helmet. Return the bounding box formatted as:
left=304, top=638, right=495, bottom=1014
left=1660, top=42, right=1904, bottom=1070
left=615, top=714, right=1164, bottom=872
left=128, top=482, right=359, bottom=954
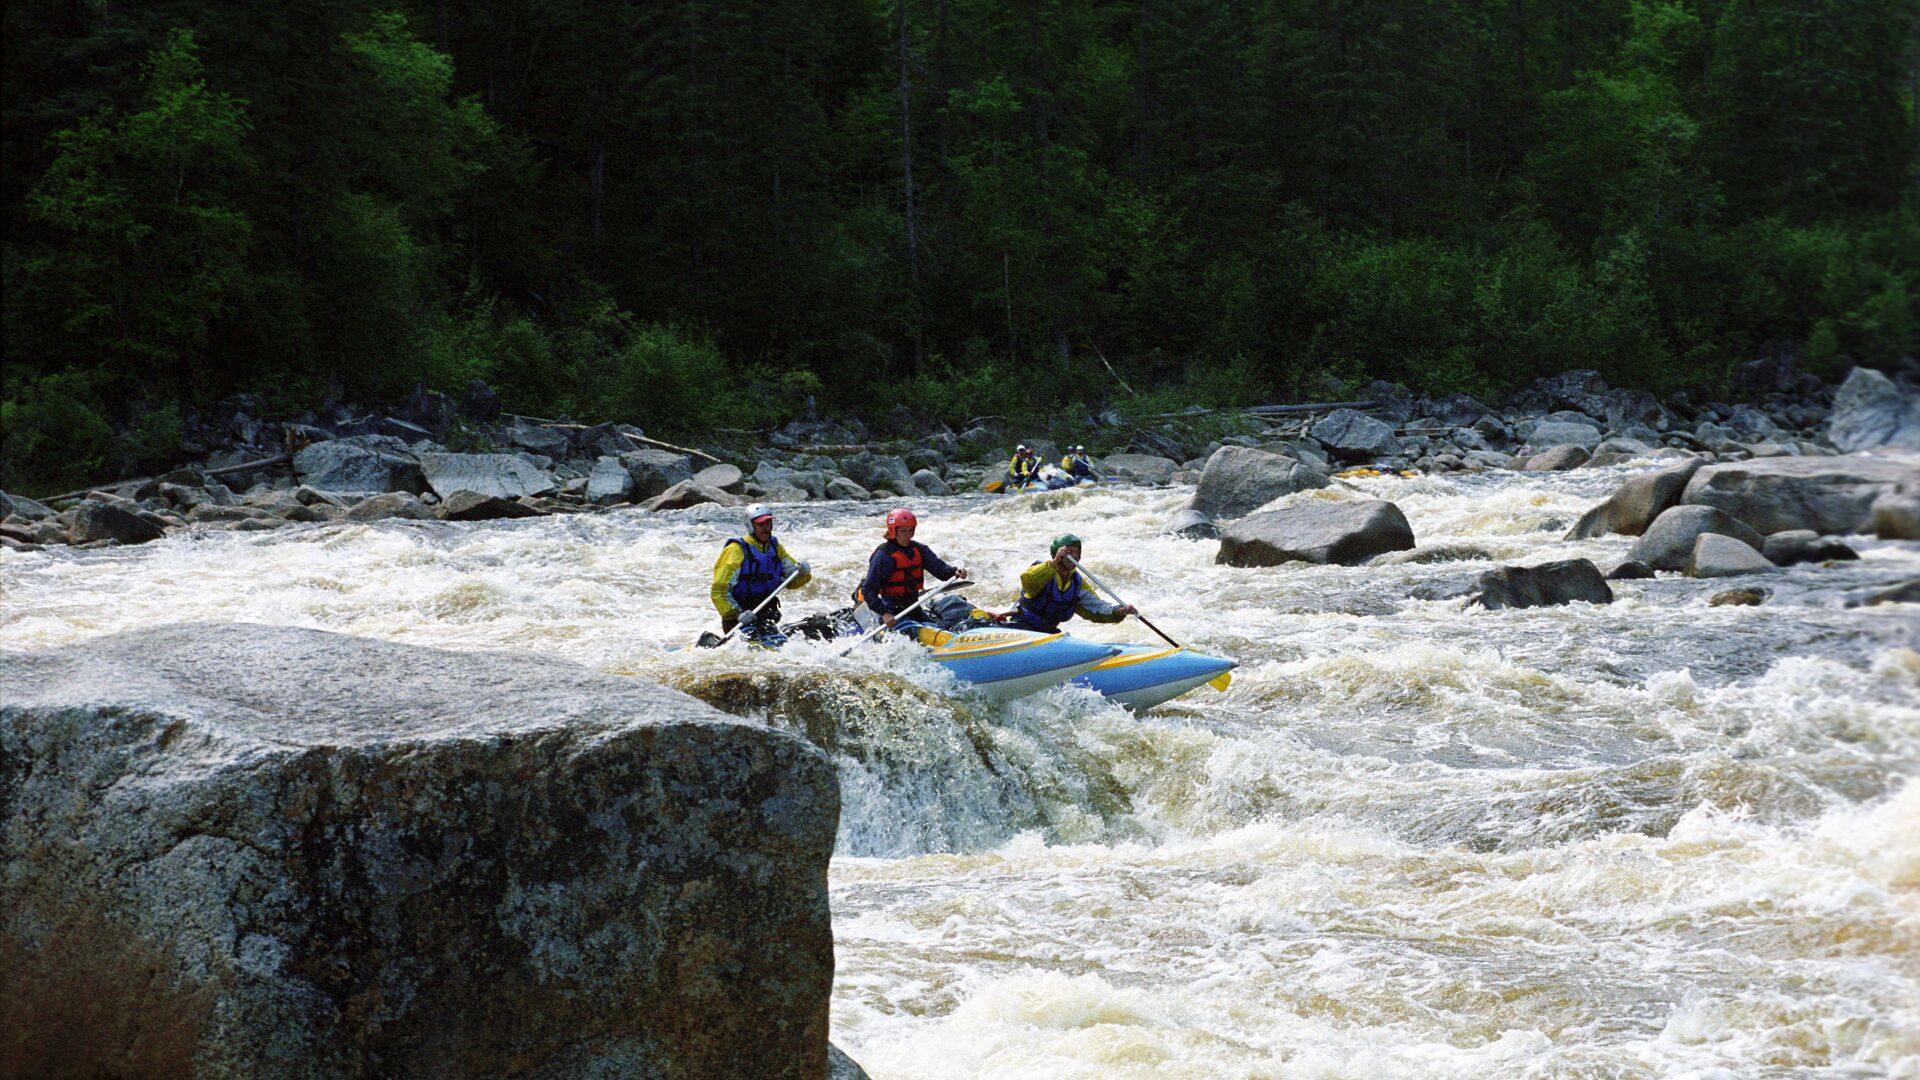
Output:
left=884, top=507, right=918, bottom=540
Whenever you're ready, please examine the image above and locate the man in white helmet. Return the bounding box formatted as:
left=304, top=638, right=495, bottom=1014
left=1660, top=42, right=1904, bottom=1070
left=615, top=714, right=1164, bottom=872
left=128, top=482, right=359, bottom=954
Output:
left=1004, top=444, right=1040, bottom=490
left=709, top=503, right=811, bottom=641
left=1061, top=445, right=1095, bottom=480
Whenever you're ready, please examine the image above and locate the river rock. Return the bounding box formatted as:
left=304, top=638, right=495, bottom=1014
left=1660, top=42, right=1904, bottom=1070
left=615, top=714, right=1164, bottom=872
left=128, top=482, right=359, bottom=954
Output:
left=504, top=421, right=572, bottom=459
left=1871, top=491, right=1920, bottom=539
left=1468, top=558, right=1613, bottom=610
left=1164, top=509, right=1220, bottom=540
left=622, top=449, right=695, bottom=499
left=1216, top=498, right=1415, bottom=567
left=842, top=453, right=914, bottom=496
left=66, top=501, right=166, bottom=545
left=586, top=456, right=636, bottom=505
left=0, top=623, right=835, bottom=1079
left=0, top=491, right=55, bottom=521
left=1710, top=587, right=1769, bottom=606
left=824, top=477, right=871, bottom=501
left=911, top=468, right=952, bottom=496
left=682, top=465, right=740, bottom=496
left=1527, top=420, right=1603, bottom=451
left=1629, top=506, right=1766, bottom=571
left=341, top=491, right=436, bottom=522
left=419, top=452, right=556, bottom=501
left=1828, top=367, right=1920, bottom=452
left=1191, top=446, right=1330, bottom=520
left=293, top=438, right=428, bottom=494
left=641, top=480, right=744, bottom=511
left=459, top=378, right=503, bottom=422
left=1565, top=459, right=1707, bottom=540
left=437, top=490, right=546, bottom=520
left=1688, top=533, right=1776, bottom=577
left=1761, top=529, right=1860, bottom=566
left=1607, top=560, right=1656, bottom=580
left=1510, top=369, right=1609, bottom=418
left=1102, top=453, right=1180, bottom=485
left=1428, top=394, right=1494, bottom=427
left=1522, top=445, right=1590, bottom=471
left=788, top=470, right=830, bottom=499
left=1679, top=455, right=1920, bottom=535
left=1858, top=579, right=1920, bottom=606
left=1310, top=409, right=1399, bottom=463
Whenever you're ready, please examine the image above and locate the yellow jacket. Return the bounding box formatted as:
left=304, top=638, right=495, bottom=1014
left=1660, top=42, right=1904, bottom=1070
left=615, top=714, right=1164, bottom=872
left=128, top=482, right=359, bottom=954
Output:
left=710, top=535, right=811, bottom=618
left=1016, top=561, right=1126, bottom=623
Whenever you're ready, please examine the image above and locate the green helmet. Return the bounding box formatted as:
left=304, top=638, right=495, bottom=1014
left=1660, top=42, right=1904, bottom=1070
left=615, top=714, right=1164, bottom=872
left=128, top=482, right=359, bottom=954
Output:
left=1050, top=533, right=1082, bottom=555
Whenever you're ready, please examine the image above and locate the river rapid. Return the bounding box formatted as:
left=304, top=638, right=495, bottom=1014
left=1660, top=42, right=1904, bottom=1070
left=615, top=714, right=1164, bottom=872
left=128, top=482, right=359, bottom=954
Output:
left=5, top=465, right=1918, bottom=1078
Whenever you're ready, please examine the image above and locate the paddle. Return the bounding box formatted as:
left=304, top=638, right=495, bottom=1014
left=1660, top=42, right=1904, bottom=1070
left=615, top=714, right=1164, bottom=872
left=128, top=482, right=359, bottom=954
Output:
left=709, top=569, right=802, bottom=647
left=1062, top=555, right=1181, bottom=650
left=837, top=578, right=975, bottom=655
left=1066, top=556, right=1231, bottom=691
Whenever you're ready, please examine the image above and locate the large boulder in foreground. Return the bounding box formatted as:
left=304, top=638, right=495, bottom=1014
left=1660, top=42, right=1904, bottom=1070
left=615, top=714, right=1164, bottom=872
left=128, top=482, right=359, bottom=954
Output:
left=1468, top=558, right=1613, bottom=610
left=1217, top=498, right=1414, bottom=566
left=0, top=624, right=836, bottom=1080
left=1828, top=367, right=1920, bottom=453
left=418, top=452, right=556, bottom=501
left=1628, top=505, right=1765, bottom=571
left=1566, top=459, right=1705, bottom=540
left=1680, top=455, right=1919, bottom=535
left=1191, top=446, right=1330, bottom=520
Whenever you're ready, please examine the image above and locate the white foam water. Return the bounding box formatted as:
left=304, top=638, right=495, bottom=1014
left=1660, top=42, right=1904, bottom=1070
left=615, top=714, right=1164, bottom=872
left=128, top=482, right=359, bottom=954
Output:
left=5, top=469, right=1918, bottom=1078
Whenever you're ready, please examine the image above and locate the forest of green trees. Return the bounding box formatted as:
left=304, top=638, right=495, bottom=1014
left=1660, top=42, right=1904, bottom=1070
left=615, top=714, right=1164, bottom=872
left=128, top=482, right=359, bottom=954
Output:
left=3, top=0, right=1916, bottom=488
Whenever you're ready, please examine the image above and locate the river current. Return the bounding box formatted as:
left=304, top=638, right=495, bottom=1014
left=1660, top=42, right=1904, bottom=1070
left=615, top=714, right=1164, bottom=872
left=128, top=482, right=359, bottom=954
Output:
left=4, top=465, right=1917, bottom=1078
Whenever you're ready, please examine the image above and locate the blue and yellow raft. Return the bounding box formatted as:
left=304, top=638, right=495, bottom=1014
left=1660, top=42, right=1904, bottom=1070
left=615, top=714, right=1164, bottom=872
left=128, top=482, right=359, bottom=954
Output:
left=909, top=626, right=1235, bottom=709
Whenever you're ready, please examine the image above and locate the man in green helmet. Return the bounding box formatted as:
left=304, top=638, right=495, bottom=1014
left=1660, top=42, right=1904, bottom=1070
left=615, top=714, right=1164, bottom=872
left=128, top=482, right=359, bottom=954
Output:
left=1007, top=533, right=1135, bottom=634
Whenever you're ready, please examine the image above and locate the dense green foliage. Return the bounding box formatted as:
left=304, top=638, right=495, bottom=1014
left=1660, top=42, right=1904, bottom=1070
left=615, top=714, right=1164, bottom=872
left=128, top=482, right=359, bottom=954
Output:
left=4, top=0, right=1916, bottom=489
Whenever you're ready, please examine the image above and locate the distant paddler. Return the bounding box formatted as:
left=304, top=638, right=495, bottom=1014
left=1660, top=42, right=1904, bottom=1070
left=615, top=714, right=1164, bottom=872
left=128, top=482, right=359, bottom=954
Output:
left=1061, top=445, right=1096, bottom=481
left=1004, top=533, right=1136, bottom=634
left=1005, top=445, right=1041, bottom=490
left=853, top=507, right=970, bottom=634
left=708, top=503, right=810, bottom=644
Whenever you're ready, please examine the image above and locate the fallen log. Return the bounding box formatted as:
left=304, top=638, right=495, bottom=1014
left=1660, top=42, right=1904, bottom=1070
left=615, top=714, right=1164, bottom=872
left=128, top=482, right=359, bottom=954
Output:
left=502, top=413, right=723, bottom=465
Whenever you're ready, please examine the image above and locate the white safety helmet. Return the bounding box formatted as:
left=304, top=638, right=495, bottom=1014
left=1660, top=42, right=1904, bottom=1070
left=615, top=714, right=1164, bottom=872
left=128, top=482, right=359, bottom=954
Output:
left=744, top=503, right=773, bottom=528
left=1016, top=444, right=1030, bottom=454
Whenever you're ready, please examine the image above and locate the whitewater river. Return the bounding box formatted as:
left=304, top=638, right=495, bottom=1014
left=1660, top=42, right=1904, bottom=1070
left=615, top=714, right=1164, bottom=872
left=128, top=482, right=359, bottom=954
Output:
left=5, top=466, right=1918, bottom=1078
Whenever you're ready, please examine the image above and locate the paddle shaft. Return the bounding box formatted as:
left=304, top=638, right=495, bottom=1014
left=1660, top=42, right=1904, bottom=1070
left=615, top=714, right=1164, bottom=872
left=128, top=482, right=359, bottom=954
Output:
left=713, top=569, right=802, bottom=646
left=839, top=579, right=973, bottom=654
left=1064, top=555, right=1181, bottom=649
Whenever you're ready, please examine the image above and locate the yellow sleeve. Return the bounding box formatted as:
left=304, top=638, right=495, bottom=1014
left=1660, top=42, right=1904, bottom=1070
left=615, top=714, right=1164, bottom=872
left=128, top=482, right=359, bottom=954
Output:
left=711, top=543, right=746, bottom=616
left=1018, top=561, right=1056, bottom=599
left=772, top=541, right=812, bottom=589
left=1060, top=455, right=1072, bottom=469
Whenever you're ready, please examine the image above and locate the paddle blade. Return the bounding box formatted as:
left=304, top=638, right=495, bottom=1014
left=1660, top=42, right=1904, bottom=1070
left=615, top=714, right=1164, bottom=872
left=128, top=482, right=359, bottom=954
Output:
left=983, top=480, right=1005, bottom=493
left=1208, top=672, right=1233, bottom=692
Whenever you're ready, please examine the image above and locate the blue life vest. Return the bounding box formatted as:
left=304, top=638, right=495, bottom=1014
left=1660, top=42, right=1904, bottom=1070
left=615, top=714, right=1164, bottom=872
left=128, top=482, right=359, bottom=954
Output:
left=727, top=536, right=784, bottom=609
left=1013, top=562, right=1083, bottom=632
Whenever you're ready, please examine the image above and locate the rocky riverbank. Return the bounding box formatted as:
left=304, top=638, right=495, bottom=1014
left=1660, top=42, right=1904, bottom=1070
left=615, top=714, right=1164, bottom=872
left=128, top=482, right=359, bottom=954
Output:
left=3, top=361, right=1916, bottom=556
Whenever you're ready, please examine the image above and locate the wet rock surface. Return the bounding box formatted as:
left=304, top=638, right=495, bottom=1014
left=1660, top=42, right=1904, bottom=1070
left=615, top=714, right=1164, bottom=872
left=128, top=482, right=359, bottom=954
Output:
left=0, top=624, right=837, bottom=1080
left=1217, top=498, right=1415, bottom=566
left=1469, top=558, right=1613, bottom=610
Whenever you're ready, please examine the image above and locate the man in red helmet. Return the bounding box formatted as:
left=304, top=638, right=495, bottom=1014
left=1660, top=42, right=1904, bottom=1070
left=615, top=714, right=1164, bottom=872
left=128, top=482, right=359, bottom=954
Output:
left=854, top=507, right=969, bottom=632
